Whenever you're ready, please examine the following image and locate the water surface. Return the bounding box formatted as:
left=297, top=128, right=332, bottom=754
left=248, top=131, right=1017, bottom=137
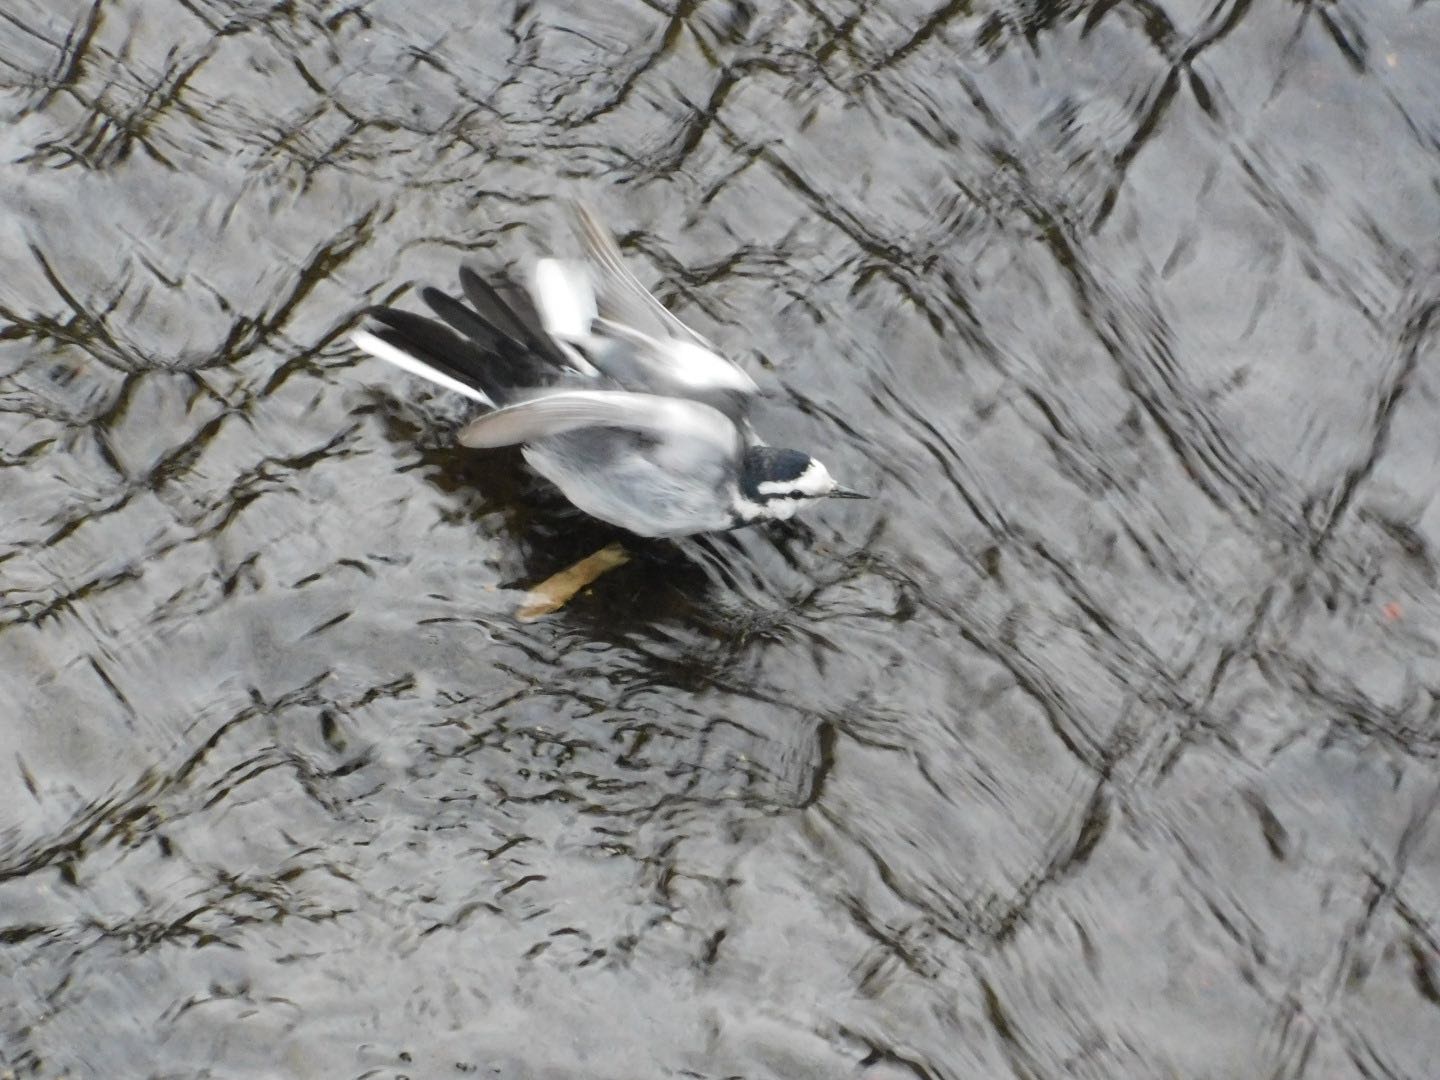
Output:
left=3, top=1, right=1440, bottom=1077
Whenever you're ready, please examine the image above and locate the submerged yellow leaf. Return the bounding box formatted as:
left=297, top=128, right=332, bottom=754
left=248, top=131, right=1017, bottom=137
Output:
left=516, top=543, right=631, bottom=620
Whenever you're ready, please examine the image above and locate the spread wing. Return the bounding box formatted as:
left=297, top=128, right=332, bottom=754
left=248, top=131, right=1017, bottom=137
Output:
left=569, top=203, right=759, bottom=398
left=457, top=389, right=740, bottom=463
left=573, top=202, right=713, bottom=349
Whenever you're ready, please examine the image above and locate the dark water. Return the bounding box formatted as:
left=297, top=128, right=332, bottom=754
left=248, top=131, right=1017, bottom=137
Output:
left=3, top=1, right=1440, bottom=1077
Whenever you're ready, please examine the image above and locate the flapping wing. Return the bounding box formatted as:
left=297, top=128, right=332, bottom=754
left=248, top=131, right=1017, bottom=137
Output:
left=529, top=258, right=596, bottom=342
left=592, top=317, right=758, bottom=395
left=457, top=389, right=739, bottom=457
left=573, top=203, right=714, bottom=349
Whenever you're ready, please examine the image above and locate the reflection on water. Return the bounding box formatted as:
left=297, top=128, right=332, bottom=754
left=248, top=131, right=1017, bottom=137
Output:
left=3, top=0, right=1440, bottom=1076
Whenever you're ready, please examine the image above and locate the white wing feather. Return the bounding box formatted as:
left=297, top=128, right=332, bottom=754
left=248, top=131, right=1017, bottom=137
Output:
left=351, top=330, right=493, bottom=405
left=530, top=258, right=596, bottom=342
left=592, top=317, right=758, bottom=393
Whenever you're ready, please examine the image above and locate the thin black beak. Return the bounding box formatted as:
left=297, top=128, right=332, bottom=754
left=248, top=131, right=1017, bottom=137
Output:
left=828, top=485, right=870, bottom=500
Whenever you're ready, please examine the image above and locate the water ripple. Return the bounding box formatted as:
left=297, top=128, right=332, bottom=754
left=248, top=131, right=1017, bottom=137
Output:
left=3, top=0, right=1440, bottom=1076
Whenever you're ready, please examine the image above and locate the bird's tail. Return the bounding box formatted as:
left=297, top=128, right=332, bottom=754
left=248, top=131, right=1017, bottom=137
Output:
left=352, top=265, right=590, bottom=409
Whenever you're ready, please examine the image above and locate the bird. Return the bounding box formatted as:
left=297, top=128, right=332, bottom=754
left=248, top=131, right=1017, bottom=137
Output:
left=350, top=204, right=867, bottom=538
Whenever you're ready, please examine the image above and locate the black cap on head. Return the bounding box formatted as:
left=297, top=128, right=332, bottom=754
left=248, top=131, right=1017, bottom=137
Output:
left=739, top=446, right=813, bottom=498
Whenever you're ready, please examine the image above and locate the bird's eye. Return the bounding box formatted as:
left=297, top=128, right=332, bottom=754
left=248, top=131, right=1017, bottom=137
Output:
left=788, top=490, right=804, bottom=499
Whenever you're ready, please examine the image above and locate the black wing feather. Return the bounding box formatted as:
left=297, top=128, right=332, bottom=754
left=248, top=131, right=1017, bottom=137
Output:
left=369, top=307, right=531, bottom=402
left=364, top=266, right=584, bottom=406
left=458, top=265, right=540, bottom=349
left=365, top=325, right=487, bottom=397
left=421, top=287, right=506, bottom=351
left=484, top=273, right=559, bottom=354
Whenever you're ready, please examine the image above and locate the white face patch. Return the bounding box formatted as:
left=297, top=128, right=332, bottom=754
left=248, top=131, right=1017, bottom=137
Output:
left=755, top=458, right=835, bottom=500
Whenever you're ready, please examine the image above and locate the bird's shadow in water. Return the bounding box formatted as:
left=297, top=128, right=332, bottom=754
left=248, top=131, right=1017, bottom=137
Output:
left=540, top=522, right=837, bottom=688
left=367, top=392, right=836, bottom=648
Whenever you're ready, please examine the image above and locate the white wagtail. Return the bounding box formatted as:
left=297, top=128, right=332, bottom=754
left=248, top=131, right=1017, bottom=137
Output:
left=351, top=204, right=867, bottom=538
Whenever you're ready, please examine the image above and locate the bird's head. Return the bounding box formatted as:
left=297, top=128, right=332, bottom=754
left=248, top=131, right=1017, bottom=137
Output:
left=735, top=446, right=868, bottom=523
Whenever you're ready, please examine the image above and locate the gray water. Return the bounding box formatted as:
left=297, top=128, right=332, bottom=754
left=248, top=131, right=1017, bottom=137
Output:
left=3, top=1, right=1440, bottom=1077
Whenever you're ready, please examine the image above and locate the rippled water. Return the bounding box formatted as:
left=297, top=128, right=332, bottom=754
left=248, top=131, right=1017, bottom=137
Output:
left=4, top=1, right=1440, bottom=1077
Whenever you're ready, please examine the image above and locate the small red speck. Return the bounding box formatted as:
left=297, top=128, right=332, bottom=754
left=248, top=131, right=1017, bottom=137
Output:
left=1382, top=602, right=1403, bottom=622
